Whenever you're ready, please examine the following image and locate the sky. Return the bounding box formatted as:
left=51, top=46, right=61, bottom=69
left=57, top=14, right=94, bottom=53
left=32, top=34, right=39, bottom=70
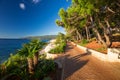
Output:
left=0, top=0, right=71, bottom=38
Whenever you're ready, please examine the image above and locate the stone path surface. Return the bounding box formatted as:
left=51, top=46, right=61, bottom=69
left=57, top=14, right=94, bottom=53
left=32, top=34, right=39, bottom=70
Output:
left=61, top=42, right=120, bottom=80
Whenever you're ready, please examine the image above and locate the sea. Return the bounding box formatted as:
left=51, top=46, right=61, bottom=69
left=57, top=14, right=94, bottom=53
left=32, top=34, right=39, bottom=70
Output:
left=0, top=39, right=49, bottom=64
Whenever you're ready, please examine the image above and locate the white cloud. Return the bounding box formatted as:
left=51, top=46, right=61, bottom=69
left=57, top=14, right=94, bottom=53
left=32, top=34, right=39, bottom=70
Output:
left=32, top=0, right=41, bottom=4
left=19, top=3, right=25, bottom=10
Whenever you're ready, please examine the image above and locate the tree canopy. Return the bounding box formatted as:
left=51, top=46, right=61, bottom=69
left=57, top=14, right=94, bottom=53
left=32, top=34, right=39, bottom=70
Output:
left=56, top=0, right=120, bottom=48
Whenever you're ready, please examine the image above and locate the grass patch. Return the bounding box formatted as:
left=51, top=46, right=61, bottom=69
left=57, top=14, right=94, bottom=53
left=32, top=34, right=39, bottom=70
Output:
left=95, top=47, right=106, bottom=53
left=79, top=39, right=89, bottom=46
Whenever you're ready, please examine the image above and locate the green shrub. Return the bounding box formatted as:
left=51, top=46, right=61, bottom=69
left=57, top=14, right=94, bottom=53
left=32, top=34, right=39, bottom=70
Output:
left=0, top=40, right=54, bottom=80
left=1, top=55, right=55, bottom=80
left=43, top=77, right=52, bottom=80
left=49, top=42, right=66, bottom=54
left=96, top=47, right=106, bottom=52
left=89, top=37, right=96, bottom=42
left=39, top=53, right=46, bottom=60
left=0, top=65, right=2, bottom=78
left=33, top=59, right=55, bottom=79
left=79, top=39, right=89, bottom=46
left=49, top=32, right=66, bottom=54
left=81, top=39, right=89, bottom=44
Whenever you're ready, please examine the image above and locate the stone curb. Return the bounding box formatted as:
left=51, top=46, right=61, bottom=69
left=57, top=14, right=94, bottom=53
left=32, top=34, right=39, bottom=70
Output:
left=71, top=42, right=120, bottom=62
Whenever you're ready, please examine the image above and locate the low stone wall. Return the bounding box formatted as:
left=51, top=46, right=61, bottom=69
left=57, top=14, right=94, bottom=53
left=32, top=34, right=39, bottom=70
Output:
left=46, top=53, right=59, bottom=59
left=71, top=42, right=120, bottom=62
left=46, top=53, right=63, bottom=60
left=107, top=48, right=120, bottom=62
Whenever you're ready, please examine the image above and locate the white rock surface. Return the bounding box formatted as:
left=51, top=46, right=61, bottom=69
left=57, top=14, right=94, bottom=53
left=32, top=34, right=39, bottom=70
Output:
left=39, top=39, right=61, bottom=59
left=44, top=39, right=57, bottom=53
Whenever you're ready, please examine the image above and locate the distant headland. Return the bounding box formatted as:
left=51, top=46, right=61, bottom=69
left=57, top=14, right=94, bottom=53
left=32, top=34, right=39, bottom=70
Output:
left=22, top=35, right=57, bottom=40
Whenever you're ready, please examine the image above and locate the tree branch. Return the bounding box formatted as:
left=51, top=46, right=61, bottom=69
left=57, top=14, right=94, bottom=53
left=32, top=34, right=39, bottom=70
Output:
left=107, top=7, right=115, bottom=13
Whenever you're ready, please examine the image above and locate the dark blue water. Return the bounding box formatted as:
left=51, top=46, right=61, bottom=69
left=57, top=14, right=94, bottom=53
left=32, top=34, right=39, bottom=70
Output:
left=0, top=39, right=30, bottom=63
left=0, top=39, right=49, bottom=63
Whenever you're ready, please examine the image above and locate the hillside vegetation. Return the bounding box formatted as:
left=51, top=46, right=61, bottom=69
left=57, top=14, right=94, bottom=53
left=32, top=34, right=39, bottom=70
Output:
left=23, top=35, right=57, bottom=41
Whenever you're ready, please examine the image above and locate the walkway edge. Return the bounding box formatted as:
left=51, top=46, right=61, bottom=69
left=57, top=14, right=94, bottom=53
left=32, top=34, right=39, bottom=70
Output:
left=71, top=42, right=120, bottom=62
left=61, top=53, right=66, bottom=80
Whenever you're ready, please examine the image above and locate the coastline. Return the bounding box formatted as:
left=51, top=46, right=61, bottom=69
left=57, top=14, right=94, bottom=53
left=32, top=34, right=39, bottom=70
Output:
left=0, top=39, right=50, bottom=64
left=40, top=39, right=60, bottom=59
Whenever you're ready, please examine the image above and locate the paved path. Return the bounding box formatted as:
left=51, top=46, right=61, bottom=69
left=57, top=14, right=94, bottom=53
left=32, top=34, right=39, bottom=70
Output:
left=62, top=42, right=120, bottom=80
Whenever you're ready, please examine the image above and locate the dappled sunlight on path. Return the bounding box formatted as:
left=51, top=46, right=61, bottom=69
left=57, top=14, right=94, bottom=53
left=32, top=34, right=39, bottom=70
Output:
left=62, top=42, right=120, bottom=80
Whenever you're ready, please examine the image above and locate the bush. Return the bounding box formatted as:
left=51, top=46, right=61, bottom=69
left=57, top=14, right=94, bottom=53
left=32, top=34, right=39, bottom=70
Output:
left=1, top=53, right=27, bottom=79
left=0, top=54, right=55, bottom=80
left=89, top=37, right=96, bottom=42
left=39, top=53, right=46, bottom=60
left=0, top=40, right=55, bottom=80
left=49, top=42, right=66, bottom=54
left=33, top=59, right=55, bottom=79
left=79, top=39, right=89, bottom=46
left=81, top=39, right=89, bottom=44
left=49, top=32, right=66, bottom=54
left=0, top=65, right=3, bottom=79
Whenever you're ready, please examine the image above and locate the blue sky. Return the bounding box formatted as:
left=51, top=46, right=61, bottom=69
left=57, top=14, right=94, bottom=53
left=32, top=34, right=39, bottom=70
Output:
left=0, top=0, right=71, bottom=38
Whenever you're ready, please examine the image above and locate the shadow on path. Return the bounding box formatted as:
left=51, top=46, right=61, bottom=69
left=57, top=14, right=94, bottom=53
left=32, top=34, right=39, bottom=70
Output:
left=63, top=42, right=90, bottom=79
left=63, top=54, right=89, bottom=79
left=54, top=42, right=91, bottom=80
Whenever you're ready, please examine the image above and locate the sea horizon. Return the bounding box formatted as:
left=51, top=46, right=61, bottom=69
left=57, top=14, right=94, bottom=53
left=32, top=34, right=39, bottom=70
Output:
left=0, top=38, right=50, bottom=64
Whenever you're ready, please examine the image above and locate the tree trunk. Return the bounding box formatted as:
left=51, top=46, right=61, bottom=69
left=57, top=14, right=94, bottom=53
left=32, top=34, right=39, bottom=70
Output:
left=88, top=27, right=91, bottom=39
left=104, top=33, right=112, bottom=47
left=99, top=21, right=112, bottom=48
left=104, top=19, right=112, bottom=35
left=77, top=29, right=83, bottom=40
left=93, top=27, right=107, bottom=48
left=76, top=35, right=79, bottom=41
left=33, top=52, right=39, bottom=67
left=27, top=58, right=34, bottom=74
left=76, top=29, right=82, bottom=40
left=90, top=16, right=107, bottom=48
left=85, top=26, right=89, bottom=40
left=72, top=36, right=76, bottom=41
